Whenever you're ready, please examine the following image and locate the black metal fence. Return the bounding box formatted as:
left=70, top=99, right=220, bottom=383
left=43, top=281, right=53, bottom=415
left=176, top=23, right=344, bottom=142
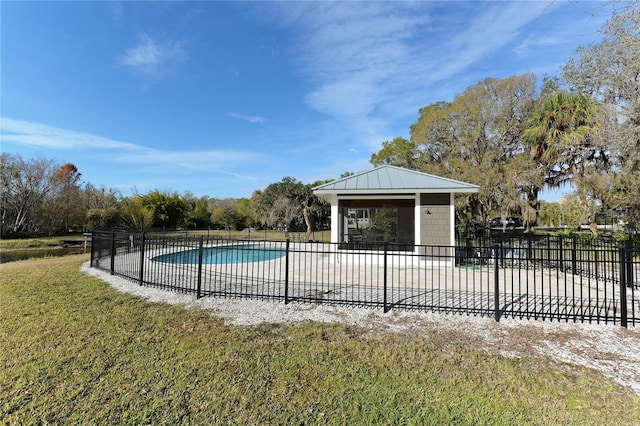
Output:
left=90, top=230, right=639, bottom=327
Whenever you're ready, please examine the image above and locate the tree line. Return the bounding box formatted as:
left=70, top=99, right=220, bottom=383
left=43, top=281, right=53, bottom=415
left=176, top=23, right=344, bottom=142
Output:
left=370, top=8, right=639, bottom=234
left=0, top=152, right=331, bottom=238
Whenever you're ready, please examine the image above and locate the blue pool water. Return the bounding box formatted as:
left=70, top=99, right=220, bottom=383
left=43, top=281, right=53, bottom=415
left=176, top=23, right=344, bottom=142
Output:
left=151, top=244, right=286, bottom=265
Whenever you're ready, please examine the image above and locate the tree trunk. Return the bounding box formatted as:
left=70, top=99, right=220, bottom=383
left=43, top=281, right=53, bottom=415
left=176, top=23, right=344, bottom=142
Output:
left=303, top=206, right=313, bottom=241
left=525, top=186, right=540, bottom=233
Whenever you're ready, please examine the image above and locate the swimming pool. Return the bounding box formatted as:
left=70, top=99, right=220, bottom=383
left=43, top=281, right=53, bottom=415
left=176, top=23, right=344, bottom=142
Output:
left=151, top=244, right=287, bottom=265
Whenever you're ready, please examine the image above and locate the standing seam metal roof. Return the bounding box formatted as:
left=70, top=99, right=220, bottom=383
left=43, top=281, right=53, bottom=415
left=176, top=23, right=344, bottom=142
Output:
left=312, top=165, right=479, bottom=194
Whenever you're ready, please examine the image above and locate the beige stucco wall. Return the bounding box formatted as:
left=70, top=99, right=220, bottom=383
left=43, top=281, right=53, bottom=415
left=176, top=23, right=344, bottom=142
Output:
left=419, top=194, right=452, bottom=251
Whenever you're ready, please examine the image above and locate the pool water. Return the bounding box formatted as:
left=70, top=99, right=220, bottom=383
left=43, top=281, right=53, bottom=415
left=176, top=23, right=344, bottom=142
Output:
left=151, top=244, right=286, bottom=265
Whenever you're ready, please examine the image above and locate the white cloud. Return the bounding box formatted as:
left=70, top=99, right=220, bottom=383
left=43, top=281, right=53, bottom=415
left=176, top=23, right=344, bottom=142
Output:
left=261, top=0, right=575, bottom=150
left=228, top=113, right=267, bottom=124
left=117, top=33, right=185, bottom=77
left=513, top=9, right=607, bottom=57
left=0, top=117, right=265, bottom=178
left=0, top=117, right=142, bottom=151
left=433, top=5, right=532, bottom=76
left=305, top=77, right=380, bottom=117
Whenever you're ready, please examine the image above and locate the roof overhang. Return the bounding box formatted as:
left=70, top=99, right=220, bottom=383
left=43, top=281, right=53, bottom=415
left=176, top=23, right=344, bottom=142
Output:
left=312, top=165, right=479, bottom=202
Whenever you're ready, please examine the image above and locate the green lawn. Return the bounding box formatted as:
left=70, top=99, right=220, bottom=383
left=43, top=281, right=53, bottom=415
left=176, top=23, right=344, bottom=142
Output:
left=2, top=255, right=639, bottom=424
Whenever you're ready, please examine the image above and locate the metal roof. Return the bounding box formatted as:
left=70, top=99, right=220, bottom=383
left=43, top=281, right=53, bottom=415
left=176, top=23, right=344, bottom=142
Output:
left=312, top=165, right=479, bottom=195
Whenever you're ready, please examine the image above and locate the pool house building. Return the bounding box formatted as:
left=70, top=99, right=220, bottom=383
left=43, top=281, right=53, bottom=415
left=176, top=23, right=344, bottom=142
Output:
left=312, top=165, right=479, bottom=253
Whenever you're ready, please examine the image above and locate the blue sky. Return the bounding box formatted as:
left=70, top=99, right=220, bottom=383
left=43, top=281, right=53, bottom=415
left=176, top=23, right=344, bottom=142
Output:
left=1, top=1, right=614, bottom=200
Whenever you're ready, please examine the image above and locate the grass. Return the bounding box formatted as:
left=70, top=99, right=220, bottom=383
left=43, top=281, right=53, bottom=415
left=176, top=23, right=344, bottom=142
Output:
left=2, top=255, right=640, bottom=425
left=0, top=235, right=76, bottom=250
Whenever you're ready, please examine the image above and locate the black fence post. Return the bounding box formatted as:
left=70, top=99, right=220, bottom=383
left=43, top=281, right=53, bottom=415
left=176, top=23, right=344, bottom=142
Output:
left=138, top=232, right=145, bottom=286
left=626, top=238, right=634, bottom=289
left=558, top=234, right=564, bottom=270
left=494, top=244, right=500, bottom=322
left=90, top=230, right=95, bottom=267
left=196, top=235, right=204, bottom=299
left=383, top=241, right=389, bottom=313
left=110, top=229, right=116, bottom=275
left=626, top=238, right=635, bottom=326
left=284, top=239, right=290, bottom=304
left=571, top=236, right=577, bottom=273
left=619, top=239, right=631, bottom=328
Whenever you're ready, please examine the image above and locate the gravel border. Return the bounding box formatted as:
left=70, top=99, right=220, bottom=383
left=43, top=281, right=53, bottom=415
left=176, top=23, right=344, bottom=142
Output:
left=81, top=262, right=640, bottom=396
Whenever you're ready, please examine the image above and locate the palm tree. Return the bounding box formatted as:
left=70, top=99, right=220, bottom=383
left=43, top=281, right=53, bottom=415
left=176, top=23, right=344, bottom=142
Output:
left=523, top=92, right=598, bottom=165
left=521, top=91, right=604, bottom=232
